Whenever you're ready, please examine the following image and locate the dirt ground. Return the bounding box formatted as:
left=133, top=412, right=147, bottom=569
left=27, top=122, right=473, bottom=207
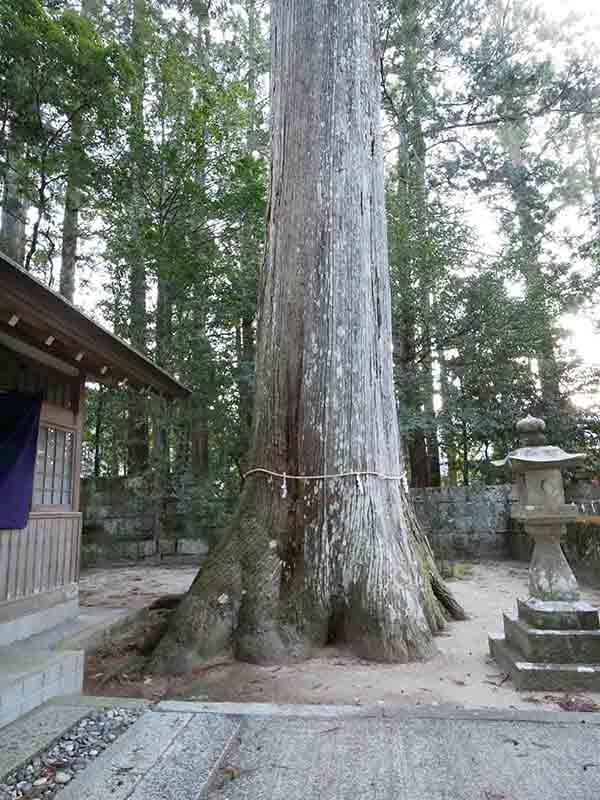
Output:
left=79, top=560, right=199, bottom=608
left=82, top=559, right=600, bottom=712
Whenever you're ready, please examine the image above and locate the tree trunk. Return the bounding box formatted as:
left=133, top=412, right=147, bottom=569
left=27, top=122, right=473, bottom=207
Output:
left=236, top=0, right=260, bottom=462
left=403, top=0, right=440, bottom=488
left=389, top=0, right=440, bottom=488
left=59, top=113, right=81, bottom=302
left=61, top=0, right=108, bottom=296
left=1, top=132, right=28, bottom=264
left=59, top=0, right=102, bottom=300
left=392, top=126, right=420, bottom=486
left=127, top=0, right=149, bottom=476
left=500, top=101, right=560, bottom=415
left=438, top=347, right=457, bottom=486
left=155, top=268, right=173, bottom=482
left=151, top=0, right=463, bottom=674
left=94, top=387, right=105, bottom=478
left=410, top=430, right=431, bottom=489
left=187, top=0, right=213, bottom=478
left=461, top=417, right=469, bottom=487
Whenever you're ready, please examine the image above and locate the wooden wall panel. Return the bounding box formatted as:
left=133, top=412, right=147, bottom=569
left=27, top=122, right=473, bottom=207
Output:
left=0, top=513, right=82, bottom=605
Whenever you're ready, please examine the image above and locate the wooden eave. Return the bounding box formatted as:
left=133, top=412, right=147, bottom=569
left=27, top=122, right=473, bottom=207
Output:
left=0, top=252, right=190, bottom=399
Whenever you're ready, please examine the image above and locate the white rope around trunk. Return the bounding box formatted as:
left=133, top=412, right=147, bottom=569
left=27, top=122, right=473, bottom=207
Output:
left=243, top=467, right=409, bottom=498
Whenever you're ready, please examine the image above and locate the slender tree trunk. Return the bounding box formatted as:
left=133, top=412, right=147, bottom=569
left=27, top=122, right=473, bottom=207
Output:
left=236, top=0, right=260, bottom=463
left=410, top=431, right=431, bottom=488
left=189, top=298, right=211, bottom=477
left=59, top=0, right=104, bottom=300
left=404, top=0, right=439, bottom=487
left=501, top=103, right=560, bottom=415
left=127, top=0, right=149, bottom=476
left=155, top=266, right=173, bottom=488
left=390, top=0, right=439, bottom=488
left=94, top=387, right=105, bottom=478
left=421, top=308, right=440, bottom=487
left=438, top=347, right=457, bottom=486
left=190, top=396, right=209, bottom=475
left=59, top=114, right=81, bottom=302
left=152, top=0, right=463, bottom=675
left=461, top=417, right=469, bottom=487
left=392, top=126, right=421, bottom=486
left=187, top=0, right=213, bottom=478
left=1, top=133, right=28, bottom=264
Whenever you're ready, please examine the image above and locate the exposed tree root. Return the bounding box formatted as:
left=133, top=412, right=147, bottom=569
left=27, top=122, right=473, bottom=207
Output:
left=403, top=489, right=467, bottom=624
left=148, top=482, right=466, bottom=675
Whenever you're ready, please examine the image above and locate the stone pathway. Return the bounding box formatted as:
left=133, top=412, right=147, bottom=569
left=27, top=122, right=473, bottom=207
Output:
left=0, top=697, right=147, bottom=798
left=45, top=701, right=600, bottom=800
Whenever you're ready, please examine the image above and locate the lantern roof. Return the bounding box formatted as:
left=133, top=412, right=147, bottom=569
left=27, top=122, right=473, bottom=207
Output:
left=492, top=446, right=586, bottom=470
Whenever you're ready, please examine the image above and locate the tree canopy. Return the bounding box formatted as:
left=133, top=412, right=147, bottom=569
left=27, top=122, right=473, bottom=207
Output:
left=1, top=0, right=600, bottom=518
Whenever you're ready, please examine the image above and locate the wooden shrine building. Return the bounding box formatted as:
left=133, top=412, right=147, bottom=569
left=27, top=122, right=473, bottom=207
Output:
left=0, top=252, right=189, bottom=662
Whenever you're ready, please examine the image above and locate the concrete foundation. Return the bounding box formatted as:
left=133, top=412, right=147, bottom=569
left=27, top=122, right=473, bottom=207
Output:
left=0, top=647, right=83, bottom=729
left=0, top=589, right=79, bottom=648
left=0, top=601, right=133, bottom=729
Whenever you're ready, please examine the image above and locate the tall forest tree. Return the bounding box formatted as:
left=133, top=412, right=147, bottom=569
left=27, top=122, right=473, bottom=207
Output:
left=152, top=0, right=463, bottom=672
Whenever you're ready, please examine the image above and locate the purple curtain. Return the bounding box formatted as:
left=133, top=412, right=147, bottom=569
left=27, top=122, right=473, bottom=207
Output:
left=0, top=391, right=43, bottom=529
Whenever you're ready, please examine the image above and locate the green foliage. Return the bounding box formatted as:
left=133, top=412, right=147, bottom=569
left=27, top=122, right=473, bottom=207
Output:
left=384, top=0, right=600, bottom=487
left=2, top=0, right=600, bottom=516
left=0, top=0, right=130, bottom=272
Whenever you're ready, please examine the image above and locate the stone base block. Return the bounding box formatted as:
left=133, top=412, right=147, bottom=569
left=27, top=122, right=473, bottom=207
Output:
left=489, top=633, right=600, bottom=691
left=517, top=598, right=600, bottom=631
left=176, top=538, right=209, bottom=557
left=0, top=590, right=79, bottom=648
left=504, top=613, right=600, bottom=663
left=0, top=648, right=83, bottom=730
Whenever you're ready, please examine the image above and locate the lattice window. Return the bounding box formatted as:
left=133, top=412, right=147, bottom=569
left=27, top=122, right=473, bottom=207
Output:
left=32, top=426, right=75, bottom=507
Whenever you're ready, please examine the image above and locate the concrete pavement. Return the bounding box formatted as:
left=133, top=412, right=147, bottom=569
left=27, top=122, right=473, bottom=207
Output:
left=54, top=701, right=600, bottom=800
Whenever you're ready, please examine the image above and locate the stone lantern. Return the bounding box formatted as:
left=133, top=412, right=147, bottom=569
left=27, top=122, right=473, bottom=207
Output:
left=489, top=415, right=600, bottom=690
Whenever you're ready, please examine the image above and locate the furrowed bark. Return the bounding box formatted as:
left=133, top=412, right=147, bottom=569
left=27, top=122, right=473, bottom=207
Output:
left=126, top=0, right=149, bottom=476
left=1, top=133, right=28, bottom=264
left=151, top=0, right=463, bottom=674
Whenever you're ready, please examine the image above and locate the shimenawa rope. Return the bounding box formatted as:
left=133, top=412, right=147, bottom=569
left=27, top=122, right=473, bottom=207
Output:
left=243, top=467, right=408, bottom=498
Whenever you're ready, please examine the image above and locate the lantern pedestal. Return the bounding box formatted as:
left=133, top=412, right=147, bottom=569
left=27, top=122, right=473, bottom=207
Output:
left=514, top=506, right=580, bottom=602
left=489, top=598, right=600, bottom=691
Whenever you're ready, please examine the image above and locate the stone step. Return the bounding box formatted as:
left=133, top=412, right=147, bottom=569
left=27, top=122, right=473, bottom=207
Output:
left=504, top=613, right=600, bottom=663
left=36, top=701, right=600, bottom=800
left=489, top=632, right=600, bottom=691
left=517, top=598, right=600, bottom=631
left=0, top=701, right=90, bottom=778
left=0, top=647, right=83, bottom=730
left=57, top=708, right=241, bottom=800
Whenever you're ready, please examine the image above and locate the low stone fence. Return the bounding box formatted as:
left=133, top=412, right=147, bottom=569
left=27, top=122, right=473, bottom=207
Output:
left=411, top=485, right=512, bottom=561
left=80, top=477, right=600, bottom=578
left=80, top=477, right=515, bottom=565
left=80, top=477, right=212, bottom=566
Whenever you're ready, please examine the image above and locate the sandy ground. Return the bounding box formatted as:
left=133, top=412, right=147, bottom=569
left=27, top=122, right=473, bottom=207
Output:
left=82, top=560, right=600, bottom=712
left=79, top=560, right=199, bottom=609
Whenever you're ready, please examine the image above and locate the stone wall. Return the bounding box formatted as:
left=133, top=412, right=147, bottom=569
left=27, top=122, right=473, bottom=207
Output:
left=80, top=477, right=211, bottom=565
left=80, top=478, right=515, bottom=565
left=80, top=477, right=600, bottom=575
left=411, top=485, right=512, bottom=561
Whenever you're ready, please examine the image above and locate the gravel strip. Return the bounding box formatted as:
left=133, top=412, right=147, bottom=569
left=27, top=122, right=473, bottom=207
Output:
left=0, top=707, right=144, bottom=800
